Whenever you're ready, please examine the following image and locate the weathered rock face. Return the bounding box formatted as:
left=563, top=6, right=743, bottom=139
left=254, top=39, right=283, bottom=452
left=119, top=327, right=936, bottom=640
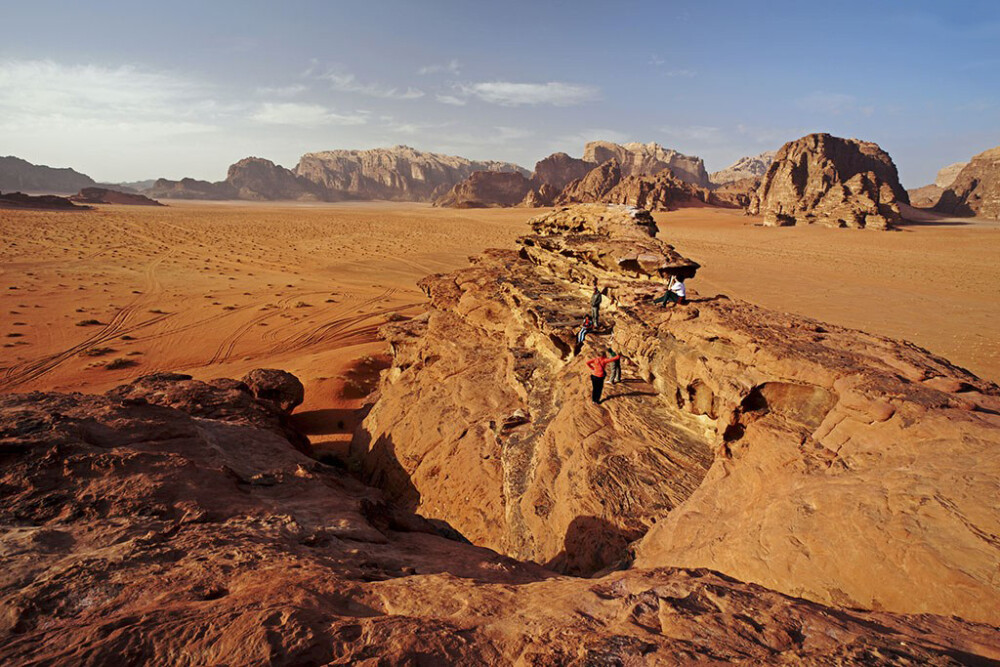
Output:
left=531, top=151, right=594, bottom=191
left=69, top=187, right=164, bottom=206
left=433, top=171, right=532, bottom=208
left=908, top=183, right=945, bottom=208
left=241, top=368, right=305, bottom=415
left=748, top=133, right=909, bottom=229
left=935, top=161, right=969, bottom=188
left=7, top=370, right=996, bottom=663
left=0, top=156, right=95, bottom=194
left=556, top=159, right=623, bottom=204
left=583, top=141, right=710, bottom=186
left=355, top=203, right=1000, bottom=626
left=934, top=146, right=1000, bottom=219
left=226, top=157, right=322, bottom=201
left=145, top=177, right=237, bottom=200
left=294, top=145, right=529, bottom=202
left=709, top=151, right=776, bottom=186
left=556, top=164, right=743, bottom=211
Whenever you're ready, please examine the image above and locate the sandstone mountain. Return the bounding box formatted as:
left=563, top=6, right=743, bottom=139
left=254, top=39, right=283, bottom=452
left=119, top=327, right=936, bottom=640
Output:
left=69, top=187, right=164, bottom=206
left=908, top=160, right=974, bottom=209
left=747, top=133, right=909, bottom=229
left=0, top=156, right=96, bottom=194
left=583, top=141, right=710, bottom=186
left=226, top=157, right=322, bottom=201
left=354, top=203, right=1000, bottom=627
left=433, top=170, right=532, bottom=208
left=936, top=161, right=969, bottom=188
left=530, top=151, right=593, bottom=191
left=709, top=150, right=776, bottom=185
left=294, top=145, right=529, bottom=202
left=145, top=177, right=237, bottom=200
left=934, top=146, right=1000, bottom=219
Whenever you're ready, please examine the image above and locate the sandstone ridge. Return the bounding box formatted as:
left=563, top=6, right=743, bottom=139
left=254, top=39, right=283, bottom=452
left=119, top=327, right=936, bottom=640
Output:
left=355, top=203, right=1000, bottom=626
left=6, top=369, right=1000, bottom=662
left=709, top=150, right=776, bottom=185
left=748, top=133, right=909, bottom=229
left=934, top=146, right=1000, bottom=219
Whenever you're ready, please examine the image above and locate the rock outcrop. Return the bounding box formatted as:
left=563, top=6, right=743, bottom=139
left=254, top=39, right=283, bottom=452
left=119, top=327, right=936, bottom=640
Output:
left=355, top=203, right=1000, bottom=626
left=145, top=177, right=237, bottom=200
left=0, top=156, right=96, bottom=194
left=0, top=191, right=90, bottom=210
left=709, top=151, right=776, bottom=186
left=583, top=141, right=710, bottom=186
left=531, top=151, right=594, bottom=191
left=294, top=145, right=528, bottom=202
left=556, top=162, right=743, bottom=211
left=748, top=133, right=909, bottom=229
left=907, top=161, right=974, bottom=209
left=555, top=159, right=624, bottom=205
left=69, top=187, right=164, bottom=206
left=934, top=146, right=1000, bottom=219
left=936, top=161, right=969, bottom=188
left=6, top=369, right=997, bottom=662
left=226, top=157, right=322, bottom=201
left=434, top=171, right=532, bottom=208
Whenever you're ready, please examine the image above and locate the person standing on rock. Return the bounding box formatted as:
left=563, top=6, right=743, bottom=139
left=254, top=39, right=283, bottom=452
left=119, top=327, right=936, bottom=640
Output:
left=653, top=274, right=686, bottom=308
left=586, top=349, right=621, bottom=404
left=607, top=346, right=622, bottom=385
left=590, top=284, right=603, bottom=328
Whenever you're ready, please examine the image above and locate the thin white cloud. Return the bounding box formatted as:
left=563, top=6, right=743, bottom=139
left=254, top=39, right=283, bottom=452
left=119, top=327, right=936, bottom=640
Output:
left=319, top=68, right=424, bottom=99
left=659, top=125, right=725, bottom=144
left=255, top=84, right=307, bottom=97
left=552, top=128, right=630, bottom=151
left=436, top=94, right=467, bottom=106
left=462, top=81, right=600, bottom=106
left=251, top=102, right=367, bottom=127
left=663, top=69, right=696, bottom=78
left=418, top=59, right=461, bottom=75
left=795, top=91, right=858, bottom=115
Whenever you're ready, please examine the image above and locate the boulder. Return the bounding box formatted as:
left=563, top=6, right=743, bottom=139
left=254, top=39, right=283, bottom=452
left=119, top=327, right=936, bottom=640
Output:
left=241, top=368, right=305, bottom=414
left=748, top=133, right=909, bottom=229
left=934, top=146, right=1000, bottom=219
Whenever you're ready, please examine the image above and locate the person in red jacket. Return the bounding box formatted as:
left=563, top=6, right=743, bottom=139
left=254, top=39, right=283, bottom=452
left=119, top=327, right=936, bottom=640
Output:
left=586, top=349, right=622, bottom=404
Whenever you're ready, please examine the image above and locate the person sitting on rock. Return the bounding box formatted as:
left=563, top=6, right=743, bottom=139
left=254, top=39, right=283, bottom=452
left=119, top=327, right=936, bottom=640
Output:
left=577, top=314, right=592, bottom=345
left=653, top=275, right=686, bottom=307
left=590, top=284, right=603, bottom=328
left=586, top=348, right=622, bottom=404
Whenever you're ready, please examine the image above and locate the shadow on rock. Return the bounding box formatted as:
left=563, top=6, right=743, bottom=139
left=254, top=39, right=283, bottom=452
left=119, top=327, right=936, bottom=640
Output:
left=544, top=515, right=646, bottom=577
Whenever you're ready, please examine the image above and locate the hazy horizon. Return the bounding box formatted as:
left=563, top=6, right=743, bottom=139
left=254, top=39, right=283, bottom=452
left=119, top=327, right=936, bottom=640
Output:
left=2, top=0, right=998, bottom=187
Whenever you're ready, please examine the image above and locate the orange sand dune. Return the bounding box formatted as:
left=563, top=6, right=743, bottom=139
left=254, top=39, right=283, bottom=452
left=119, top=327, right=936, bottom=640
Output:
left=1, top=201, right=997, bottom=455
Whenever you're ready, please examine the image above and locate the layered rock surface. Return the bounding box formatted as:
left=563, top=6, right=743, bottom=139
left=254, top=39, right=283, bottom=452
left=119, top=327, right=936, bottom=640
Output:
left=934, top=146, right=1000, bottom=219
left=556, top=162, right=743, bottom=211
left=433, top=171, right=532, bottom=208
left=226, top=157, right=322, bottom=201
left=355, top=203, right=1000, bottom=626
left=6, top=370, right=998, bottom=663
left=583, top=141, right=710, bottom=186
left=748, top=133, right=909, bottom=229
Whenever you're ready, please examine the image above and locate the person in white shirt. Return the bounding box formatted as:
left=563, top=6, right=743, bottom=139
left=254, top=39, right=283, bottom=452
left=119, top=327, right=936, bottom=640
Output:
left=653, top=275, right=686, bottom=307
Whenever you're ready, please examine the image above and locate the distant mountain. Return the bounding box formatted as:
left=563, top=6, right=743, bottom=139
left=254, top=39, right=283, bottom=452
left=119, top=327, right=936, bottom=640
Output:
left=0, top=156, right=95, bottom=194
left=934, top=146, right=1000, bottom=219
left=710, top=151, right=776, bottom=186
left=582, top=141, right=710, bottom=187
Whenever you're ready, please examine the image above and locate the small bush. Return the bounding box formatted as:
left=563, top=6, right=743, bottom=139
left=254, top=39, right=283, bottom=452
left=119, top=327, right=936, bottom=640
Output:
left=105, top=357, right=137, bottom=370
left=76, top=319, right=102, bottom=326
left=80, top=347, right=114, bottom=357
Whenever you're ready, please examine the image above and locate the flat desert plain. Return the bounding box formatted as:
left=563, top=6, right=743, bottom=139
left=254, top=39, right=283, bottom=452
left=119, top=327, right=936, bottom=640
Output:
left=2, top=201, right=997, bottom=454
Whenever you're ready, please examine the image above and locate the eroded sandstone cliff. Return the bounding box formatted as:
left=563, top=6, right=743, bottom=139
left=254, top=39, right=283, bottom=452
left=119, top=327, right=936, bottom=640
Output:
left=6, top=369, right=997, bottom=663
left=935, top=146, right=1000, bottom=219
left=709, top=151, right=776, bottom=186
left=748, top=133, right=909, bottom=229
left=355, top=203, right=1000, bottom=627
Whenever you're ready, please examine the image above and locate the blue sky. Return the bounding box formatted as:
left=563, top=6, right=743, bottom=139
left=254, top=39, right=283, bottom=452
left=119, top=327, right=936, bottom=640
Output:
left=1, top=0, right=997, bottom=186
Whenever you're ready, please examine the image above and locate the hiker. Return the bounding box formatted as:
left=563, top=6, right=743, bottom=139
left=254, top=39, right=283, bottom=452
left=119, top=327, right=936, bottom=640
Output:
left=607, top=346, right=622, bottom=384
left=590, top=285, right=603, bottom=328
left=577, top=314, right=592, bottom=345
left=586, top=348, right=622, bottom=404
left=653, top=274, right=686, bottom=307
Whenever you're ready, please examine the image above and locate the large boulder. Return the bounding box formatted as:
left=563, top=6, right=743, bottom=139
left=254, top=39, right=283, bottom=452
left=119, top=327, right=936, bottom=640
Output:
left=241, top=368, right=305, bottom=415
left=934, top=146, right=1000, bottom=219
left=747, top=133, right=908, bottom=229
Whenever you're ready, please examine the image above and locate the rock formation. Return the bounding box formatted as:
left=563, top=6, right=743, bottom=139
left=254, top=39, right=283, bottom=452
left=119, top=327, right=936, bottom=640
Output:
left=0, top=156, right=96, bottom=194
left=583, top=141, right=710, bottom=186
left=936, top=161, right=969, bottom=188
left=69, top=187, right=164, bottom=206
left=555, top=159, right=624, bottom=205
left=434, top=171, right=532, bottom=208
left=226, top=157, right=322, bottom=201
left=294, top=145, right=528, bottom=202
left=6, top=368, right=998, bottom=662
left=355, top=203, right=1000, bottom=626
left=531, top=151, right=594, bottom=191
left=145, top=177, right=237, bottom=200
left=0, top=191, right=90, bottom=210
left=934, top=146, right=1000, bottom=219
left=747, top=133, right=909, bottom=229
left=709, top=151, right=776, bottom=186
left=555, top=162, right=743, bottom=211
left=907, top=161, right=973, bottom=209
